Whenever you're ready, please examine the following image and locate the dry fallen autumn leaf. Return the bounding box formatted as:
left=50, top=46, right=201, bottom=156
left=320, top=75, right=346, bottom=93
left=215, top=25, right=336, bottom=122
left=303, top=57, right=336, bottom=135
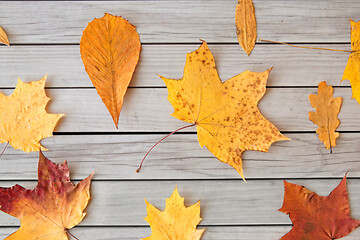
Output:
left=143, top=186, right=205, bottom=240
left=80, top=13, right=141, bottom=128
left=0, top=75, right=64, bottom=152
left=235, top=0, right=256, bottom=55
left=342, top=19, right=360, bottom=103
left=279, top=175, right=360, bottom=240
left=138, top=41, right=289, bottom=180
left=309, top=81, right=342, bottom=152
left=0, top=151, right=93, bottom=240
left=0, top=26, right=9, bottom=46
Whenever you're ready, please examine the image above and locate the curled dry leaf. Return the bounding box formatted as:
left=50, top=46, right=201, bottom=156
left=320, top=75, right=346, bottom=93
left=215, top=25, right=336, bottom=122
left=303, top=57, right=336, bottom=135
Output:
left=0, top=151, right=93, bottom=240
left=0, top=76, right=64, bottom=152
left=80, top=13, right=141, bottom=128
left=342, top=19, right=360, bottom=103
left=235, top=0, right=256, bottom=56
left=143, top=186, right=205, bottom=240
left=0, top=26, right=9, bottom=46
left=309, top=81, right=342, bottom=151
left=279, top=175, right=360, bottom=240
left=159, top=41, right=289, bottom=179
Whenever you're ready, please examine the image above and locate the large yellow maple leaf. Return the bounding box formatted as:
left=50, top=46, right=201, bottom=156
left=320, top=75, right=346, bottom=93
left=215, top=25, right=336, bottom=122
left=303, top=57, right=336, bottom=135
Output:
left=160, top=41, right=289, bottom=179
left=143, top=187, right=205, bottom=240
left=342, top=19, right=360, bottom=103
left=0, top=151, right=93, bottom=240
left=0, top=76, right=63, bottom=152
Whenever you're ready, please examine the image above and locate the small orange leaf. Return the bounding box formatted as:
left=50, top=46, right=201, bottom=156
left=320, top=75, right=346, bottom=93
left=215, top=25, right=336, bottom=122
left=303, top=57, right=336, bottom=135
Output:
left=0, top=76, right=64, bottom=152
left=309, top=81, right=342, bottom=150
left=80, top=13, right=141, bottom=128
left=160, top=41, right=289, bottom=179
left=143, top=186, right=205, bottom=240
left=279, top=175, right=360, bottom=239
left=235, top=0, right=257, bottom=55
left=0, top=151, right=93, bottom=239
left=0, top=26, right=9, bottom=46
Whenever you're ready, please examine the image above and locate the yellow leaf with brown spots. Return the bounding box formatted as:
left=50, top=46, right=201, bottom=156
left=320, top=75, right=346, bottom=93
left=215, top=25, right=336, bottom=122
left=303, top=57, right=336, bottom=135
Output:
left=0, top=76, right=64, bottom=152
left=143, top=186, right=205, bottom=240
left=309, top=81, right=342, bottom=151
left=160, top=41, right=289, bottom=179
left=342, top=20, right=360, bottom=104
left=235, top=0, right=257, bottom=56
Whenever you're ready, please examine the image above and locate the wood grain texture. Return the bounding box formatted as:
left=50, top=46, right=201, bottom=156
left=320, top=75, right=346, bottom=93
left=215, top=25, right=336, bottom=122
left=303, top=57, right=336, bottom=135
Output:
left=1, top=1, right=360, bottom=44
left=0, top=179, right=358, bottom=226
left=0, top=133, right=359, bottom=180
left=0, top=88, right=353, bottom=132
left=1, top=226, right=360, bottom=239
left=0, top=44, right=351, bottom=88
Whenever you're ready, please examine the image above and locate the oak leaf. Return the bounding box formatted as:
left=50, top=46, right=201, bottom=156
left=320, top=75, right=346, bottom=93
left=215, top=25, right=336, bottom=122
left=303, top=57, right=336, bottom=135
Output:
left=143, top=186, right=205, bottom=240
left=80, top=13, right=141, bottom=128
left=0, top=26, right=9, bottom=46
left=160, top=41, right=289, bottom=179
left=309, top=81, right=342, bottom=151
left=0, top=76, right=64, bottom=152
left=235, top=0, right=256, bottom=56
left=0, top=151, right=93, bottom=240
left=342, top=19, right=360, bottom=103
left=279, top=175, right=360, bottom=240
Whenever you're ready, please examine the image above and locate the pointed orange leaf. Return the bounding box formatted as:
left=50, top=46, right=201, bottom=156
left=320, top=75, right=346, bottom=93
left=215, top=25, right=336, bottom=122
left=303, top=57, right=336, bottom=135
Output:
left=235, top=0, right=257, bottom=55
left=0, top=151, right=93, bottom=239
left=0, top=26, right=9, bottom=46
left=279, top=175, right=360, bottom=240
left=80, top=13, right=141, bottom=128
left=309, top=81, right=342, bottom=151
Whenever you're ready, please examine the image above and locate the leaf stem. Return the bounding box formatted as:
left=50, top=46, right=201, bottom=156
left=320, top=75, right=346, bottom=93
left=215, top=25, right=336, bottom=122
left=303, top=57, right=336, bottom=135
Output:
left=66, top=230, right=79, bottom=240
left=258, top=39, right=353, bottom=53
left=136, top=123, right=196, bottom=172
left=0, top=142, right=9, bottom=158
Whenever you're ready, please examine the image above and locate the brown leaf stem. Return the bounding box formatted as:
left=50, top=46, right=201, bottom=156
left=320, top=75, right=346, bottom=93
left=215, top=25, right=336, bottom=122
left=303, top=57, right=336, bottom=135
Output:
left=0, top=142, right=9, bottom=158
left=258, top=39, right=353, bottom=53
left=67, top=230, right=79, bottom=240
left=136, top=123, right=196, bottom=172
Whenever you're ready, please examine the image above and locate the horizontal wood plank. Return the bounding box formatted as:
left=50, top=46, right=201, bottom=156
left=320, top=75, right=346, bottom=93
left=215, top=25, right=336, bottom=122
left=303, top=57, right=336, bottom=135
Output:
left=1, top=1, right=359, bottom=44
left=0, top=44, right=351, bottom=88
left=0, top=88, right=354, bottom=132
left=0, top=179, right=359, bottom=226
left=0, top=226, right=359, bottom=239
left=0, top=133, right=359, bottom=180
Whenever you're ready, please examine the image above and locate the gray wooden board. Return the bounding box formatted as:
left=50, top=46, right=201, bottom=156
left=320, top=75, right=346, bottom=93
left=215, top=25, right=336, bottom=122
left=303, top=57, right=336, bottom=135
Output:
left=0, top=133, right=359, bottom=180
left=1, top=1, right=360, bottom=44
left=0, top=226, right=360, bottom=239
left=0, top=88, right=354, bottom=133
left=0, top=179, right=359, bottom=226
left=0, top=44, right=352, bottom=88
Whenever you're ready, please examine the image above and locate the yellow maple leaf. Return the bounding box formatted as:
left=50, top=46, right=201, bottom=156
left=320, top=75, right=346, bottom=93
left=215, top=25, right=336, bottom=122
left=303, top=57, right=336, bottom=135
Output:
left=143, top=186, right=205, bottom=240
left=0, top=26, right=10, bottom=46
left=0, top=75, right=64, bottom=152
left=159, top=41, right=289, bottom=179
left=0, top=151, right=93, bottom=240
left=309, top=81, right=342, bottom=151
left=342, top=19, right=360, bottom=103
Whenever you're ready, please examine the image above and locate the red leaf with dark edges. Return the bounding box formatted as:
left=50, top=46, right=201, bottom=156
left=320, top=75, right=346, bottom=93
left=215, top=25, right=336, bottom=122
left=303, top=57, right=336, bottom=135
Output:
left=279, top=175, right=360, bottom=240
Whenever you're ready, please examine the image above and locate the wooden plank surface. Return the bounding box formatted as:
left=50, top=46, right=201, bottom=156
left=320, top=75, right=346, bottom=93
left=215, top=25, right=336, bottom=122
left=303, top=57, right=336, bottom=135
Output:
left=1, top=1, right=359, bottom=44
left=0, top=179, right=358, bottom=226
left=1, top=226, right=360, bottom=240
left=1, top=87, right=353, bottom=132
left=0, top=44, right=351, bottom=88
left=0, top=133, right=359, bottom=180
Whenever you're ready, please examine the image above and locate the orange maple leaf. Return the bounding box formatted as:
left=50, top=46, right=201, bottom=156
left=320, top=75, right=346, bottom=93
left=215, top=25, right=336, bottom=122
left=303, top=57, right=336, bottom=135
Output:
left=0, top=26, right=9, bottom=46
left=309, top=81, right=342, bottom=151
left=80, top=13, right=141, bottom=128
left=143, top=186, right=205, bottom=240
left=0, top=151, right=93, bottom=240
left=279, top=175, right=360, bottom=240
left=149, top=41, right=289, bottom=179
